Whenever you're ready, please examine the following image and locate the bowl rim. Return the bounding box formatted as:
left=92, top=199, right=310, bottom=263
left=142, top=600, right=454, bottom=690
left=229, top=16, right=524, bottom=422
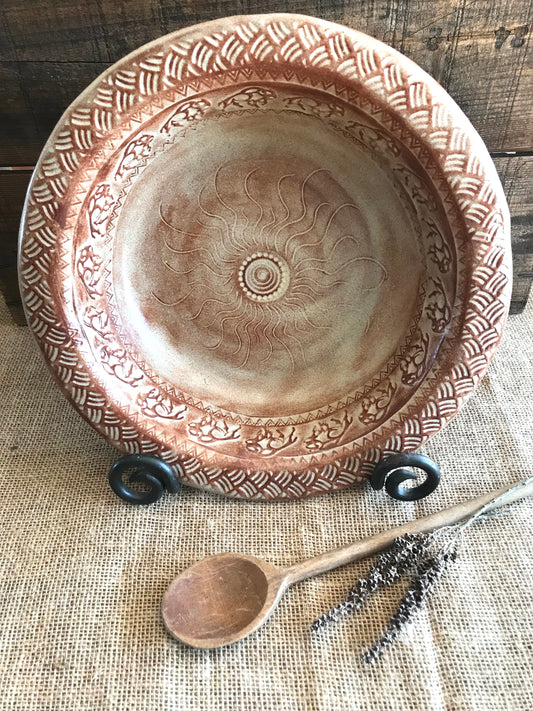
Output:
left=18, top=13, right=512, bottom=499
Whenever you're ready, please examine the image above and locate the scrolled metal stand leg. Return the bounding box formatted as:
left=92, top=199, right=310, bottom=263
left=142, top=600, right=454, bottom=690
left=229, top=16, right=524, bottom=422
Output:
left=108, top=454, right=182, bottom=505
left=370, top=453, right=441, bottom=501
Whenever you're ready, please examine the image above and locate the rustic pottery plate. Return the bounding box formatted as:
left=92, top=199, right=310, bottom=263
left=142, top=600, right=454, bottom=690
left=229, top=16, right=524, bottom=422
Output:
left=19, top=14, right=511, bottom=500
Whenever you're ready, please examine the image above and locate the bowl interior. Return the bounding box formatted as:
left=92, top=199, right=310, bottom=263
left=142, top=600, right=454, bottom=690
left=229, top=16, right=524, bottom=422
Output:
left=101, top=82, right=457, bottom=438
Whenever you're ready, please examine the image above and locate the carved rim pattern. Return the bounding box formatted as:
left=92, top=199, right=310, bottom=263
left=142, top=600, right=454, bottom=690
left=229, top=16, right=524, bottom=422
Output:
left=18, top=14, right=511, bottom=500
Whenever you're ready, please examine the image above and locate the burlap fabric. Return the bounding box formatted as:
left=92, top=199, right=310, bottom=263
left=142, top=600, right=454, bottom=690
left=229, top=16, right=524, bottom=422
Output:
left=1, top=293, right=532, bottom=711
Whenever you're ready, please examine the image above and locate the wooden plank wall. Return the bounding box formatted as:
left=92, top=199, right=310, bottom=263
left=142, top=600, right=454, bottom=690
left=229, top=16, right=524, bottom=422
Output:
left=1, top=0, right=532, bottom=323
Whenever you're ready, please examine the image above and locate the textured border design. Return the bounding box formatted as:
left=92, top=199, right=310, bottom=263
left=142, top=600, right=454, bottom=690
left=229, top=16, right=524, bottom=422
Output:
left=19, top=14, right=511, bottom=500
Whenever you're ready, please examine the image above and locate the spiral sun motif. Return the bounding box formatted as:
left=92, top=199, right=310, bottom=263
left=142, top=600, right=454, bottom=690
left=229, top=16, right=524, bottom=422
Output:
left=238, top=252, right=290, bottom=302
left=152, top=161, right=387, bottom=372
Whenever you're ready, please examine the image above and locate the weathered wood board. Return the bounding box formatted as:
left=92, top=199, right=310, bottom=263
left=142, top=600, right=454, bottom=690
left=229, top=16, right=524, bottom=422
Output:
left=1, top=2, right=532, bottom=320
left=0, top=171, right=31, bottom=323
left=1, top=0, right=532, bottom=164
left=494, top=156, right=533, bottom=315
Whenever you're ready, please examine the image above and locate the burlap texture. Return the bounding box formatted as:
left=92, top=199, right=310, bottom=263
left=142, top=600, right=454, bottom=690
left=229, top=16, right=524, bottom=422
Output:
left=1, top=294, right=532, bottom=711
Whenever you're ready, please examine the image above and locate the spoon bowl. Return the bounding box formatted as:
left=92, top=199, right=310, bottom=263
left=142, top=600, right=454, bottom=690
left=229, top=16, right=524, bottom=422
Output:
left=162, top=553, right=287, bottom=648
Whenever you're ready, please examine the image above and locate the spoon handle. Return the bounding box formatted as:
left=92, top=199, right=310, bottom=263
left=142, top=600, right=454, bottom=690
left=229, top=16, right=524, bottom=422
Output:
left=284, top=476, right=533, bottom=585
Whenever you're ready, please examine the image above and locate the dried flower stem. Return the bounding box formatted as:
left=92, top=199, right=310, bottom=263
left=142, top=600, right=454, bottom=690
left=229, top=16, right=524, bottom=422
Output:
left=311, top=476, right=533, bottom=664
left=361, top=546, right=458, bottom=664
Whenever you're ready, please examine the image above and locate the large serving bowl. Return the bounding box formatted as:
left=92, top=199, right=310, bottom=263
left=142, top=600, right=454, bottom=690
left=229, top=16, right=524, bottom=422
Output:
left=19, top=14, right=511, bottom=499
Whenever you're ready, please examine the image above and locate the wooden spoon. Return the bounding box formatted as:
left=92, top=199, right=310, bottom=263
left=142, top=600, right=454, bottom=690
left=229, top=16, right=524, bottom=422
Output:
left=162, top=478, right=533, bottom=648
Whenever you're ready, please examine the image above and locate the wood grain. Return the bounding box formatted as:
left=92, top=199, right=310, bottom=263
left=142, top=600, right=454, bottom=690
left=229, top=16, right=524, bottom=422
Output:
left=1, top=1, right=532, bottom=164
left=0, top=61, right=108, bottom=165
left=494, top=156, right=533, bottom=315
left=0, top=171, right=31, bottom=324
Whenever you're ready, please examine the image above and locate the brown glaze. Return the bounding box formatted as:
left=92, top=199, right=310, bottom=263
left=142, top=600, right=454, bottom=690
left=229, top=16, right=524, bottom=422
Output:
left=19, top=14, right=512, bottom=499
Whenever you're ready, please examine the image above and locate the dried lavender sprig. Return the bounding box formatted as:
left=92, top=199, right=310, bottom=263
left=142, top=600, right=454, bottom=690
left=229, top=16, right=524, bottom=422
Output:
left=311, top=533, right=434, bottom=632
left=361, top=545, right=458, bottom=664
left=311, top=476, right=533, bottom=660
left=312, top=506, right=517, bottom=635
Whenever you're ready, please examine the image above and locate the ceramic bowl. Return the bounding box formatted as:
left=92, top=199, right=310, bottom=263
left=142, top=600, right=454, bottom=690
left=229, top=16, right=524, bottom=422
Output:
left=19, top=14, right=511, bottom=499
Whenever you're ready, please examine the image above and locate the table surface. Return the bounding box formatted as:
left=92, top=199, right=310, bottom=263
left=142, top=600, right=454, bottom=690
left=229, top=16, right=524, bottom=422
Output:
left=1, top=286, right=532, bottom=709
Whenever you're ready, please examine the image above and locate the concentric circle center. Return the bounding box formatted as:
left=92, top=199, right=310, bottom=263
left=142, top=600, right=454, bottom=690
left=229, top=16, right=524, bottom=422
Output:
left=238, top=252, right=289, bottom=302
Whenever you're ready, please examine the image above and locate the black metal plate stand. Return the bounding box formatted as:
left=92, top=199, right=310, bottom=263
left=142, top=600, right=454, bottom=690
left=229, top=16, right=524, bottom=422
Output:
left=369, top=453, right=441, bottom=501
left=108, top=452, right=441, bottom=504
left=108, top=454, right=182, bottom=505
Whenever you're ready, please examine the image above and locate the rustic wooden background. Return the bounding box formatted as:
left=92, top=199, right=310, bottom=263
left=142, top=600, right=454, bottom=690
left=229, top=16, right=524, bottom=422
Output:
left=1, top=0, right=532, bottom=323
